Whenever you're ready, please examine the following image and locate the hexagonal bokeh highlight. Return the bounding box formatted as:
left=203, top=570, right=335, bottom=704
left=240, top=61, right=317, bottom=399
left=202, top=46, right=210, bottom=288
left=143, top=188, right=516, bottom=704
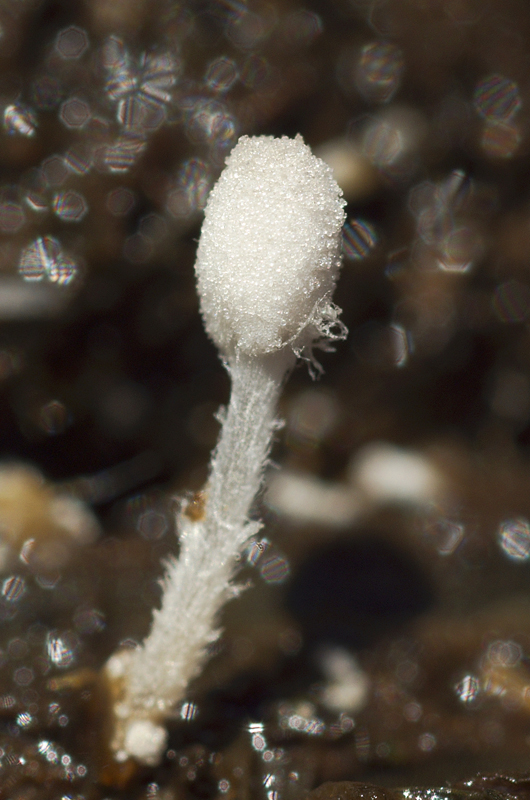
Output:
left=0, top=202, right=25, bottom=234
left=52, top=191, right=88, bottom=222
left=59, top=97, right=91, bottom=129
left=106, top=187, right=135, bottom=216
left=55, top=26, right=89, bottom=60
left=41, top=156, right=69, bottom=187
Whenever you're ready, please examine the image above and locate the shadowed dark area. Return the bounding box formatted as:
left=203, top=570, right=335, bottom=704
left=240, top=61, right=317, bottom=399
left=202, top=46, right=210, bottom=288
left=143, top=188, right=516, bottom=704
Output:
left=285, top=536, right=434, bottom=650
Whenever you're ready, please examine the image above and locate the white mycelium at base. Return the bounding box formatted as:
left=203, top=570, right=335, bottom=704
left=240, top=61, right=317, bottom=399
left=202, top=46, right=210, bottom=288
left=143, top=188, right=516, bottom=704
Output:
left=107, top=134, right=346, bottom=765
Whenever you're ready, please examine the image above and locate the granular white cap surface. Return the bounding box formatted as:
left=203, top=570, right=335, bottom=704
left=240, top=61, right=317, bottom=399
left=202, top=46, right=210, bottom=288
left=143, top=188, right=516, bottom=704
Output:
left=195, top=135, right=346, bottom=357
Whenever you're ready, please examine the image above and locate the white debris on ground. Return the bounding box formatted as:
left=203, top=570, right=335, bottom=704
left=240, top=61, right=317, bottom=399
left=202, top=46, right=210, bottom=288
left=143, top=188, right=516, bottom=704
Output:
left=318, top=645, right=371, bottom=714
left=0, top=463, right=100, bottom=571
left=267, top=441, right=446, bottom=528
left=350, top=442, right=445, bottom=506
left=266, top=471, right=363, bottom=528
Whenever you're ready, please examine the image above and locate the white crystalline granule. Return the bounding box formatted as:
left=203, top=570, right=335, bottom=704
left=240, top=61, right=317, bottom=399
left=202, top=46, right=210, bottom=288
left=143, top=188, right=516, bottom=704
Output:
left=195, top=134, right=346, bottom=357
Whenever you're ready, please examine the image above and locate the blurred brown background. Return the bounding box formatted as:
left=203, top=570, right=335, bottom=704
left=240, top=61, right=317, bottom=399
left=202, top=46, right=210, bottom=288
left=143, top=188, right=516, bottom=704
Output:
left=3, top=0, right=530, bottom=795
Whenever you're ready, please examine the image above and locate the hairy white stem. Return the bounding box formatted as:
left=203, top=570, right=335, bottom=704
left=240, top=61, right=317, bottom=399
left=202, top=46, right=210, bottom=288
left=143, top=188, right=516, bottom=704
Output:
left=206, top=352, right=294, bottom=529
left=108, top=351, right=294, bottom=764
